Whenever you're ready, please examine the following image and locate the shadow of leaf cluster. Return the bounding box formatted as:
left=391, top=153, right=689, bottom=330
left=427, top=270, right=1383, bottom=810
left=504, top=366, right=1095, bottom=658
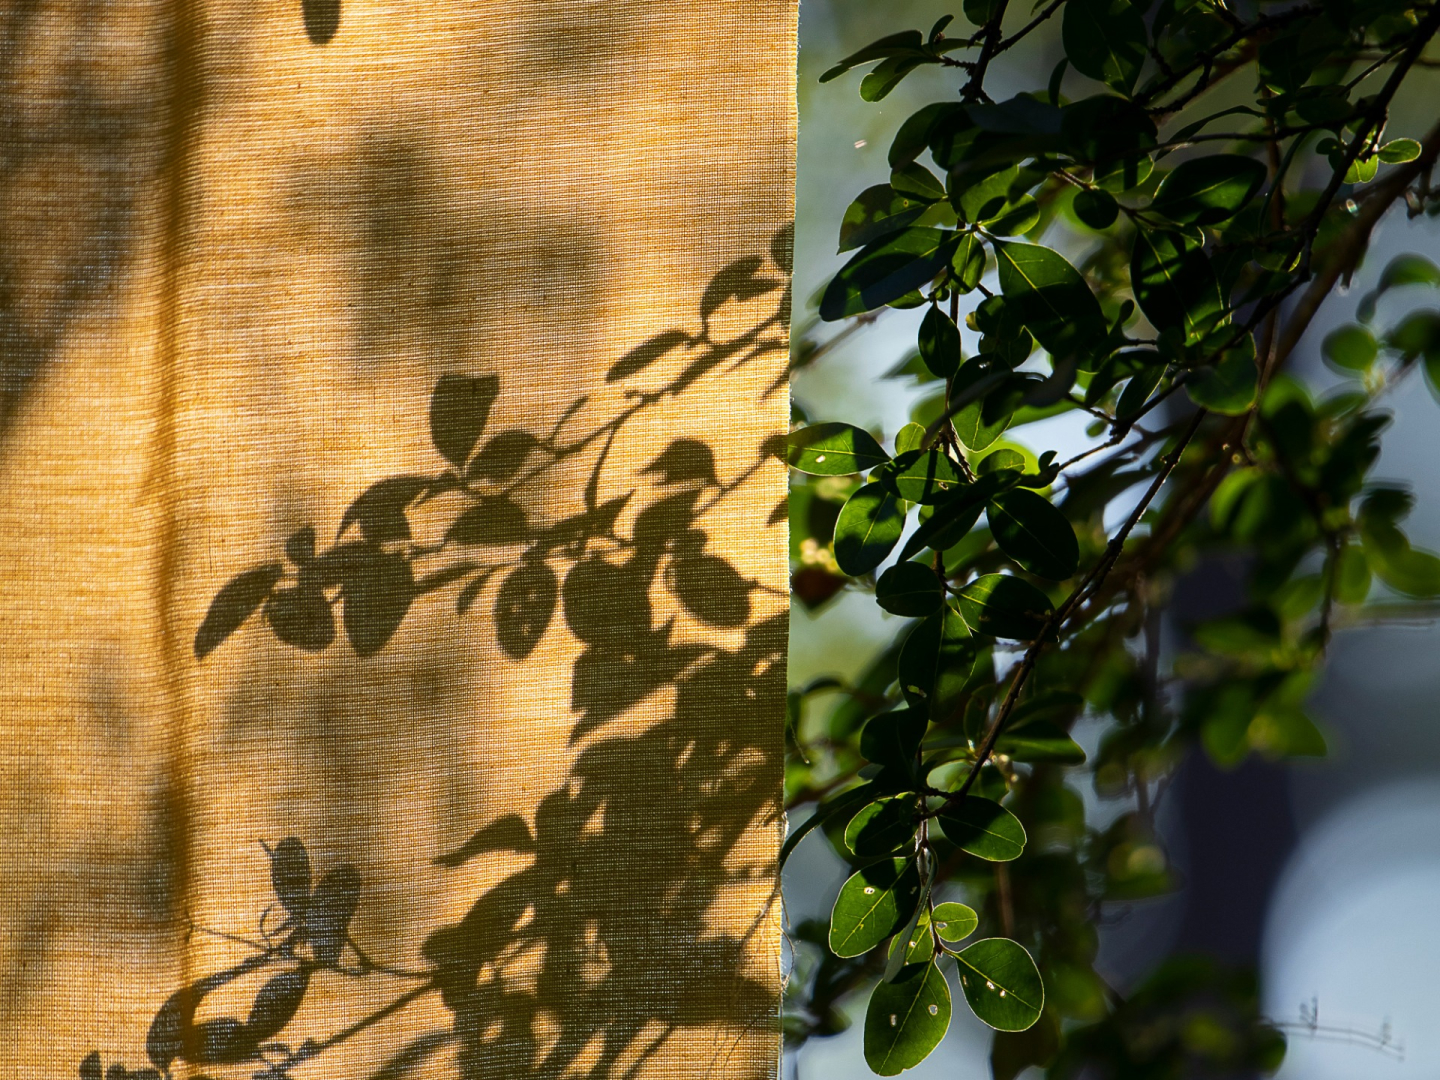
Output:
left=84, top=230, right=793, bottom=1080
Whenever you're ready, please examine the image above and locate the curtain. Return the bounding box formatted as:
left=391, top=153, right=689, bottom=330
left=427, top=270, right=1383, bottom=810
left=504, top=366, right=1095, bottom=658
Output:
left=0, top=1, right=795, bottom=1075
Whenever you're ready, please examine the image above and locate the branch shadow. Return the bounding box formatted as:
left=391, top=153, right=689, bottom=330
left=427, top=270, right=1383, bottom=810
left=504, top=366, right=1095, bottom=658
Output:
left=81, top=230, right=793, bottom=1080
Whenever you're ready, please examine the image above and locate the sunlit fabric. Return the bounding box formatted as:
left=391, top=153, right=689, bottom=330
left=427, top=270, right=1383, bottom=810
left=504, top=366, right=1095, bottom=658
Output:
left=0, top=1, right=796, bottom=1075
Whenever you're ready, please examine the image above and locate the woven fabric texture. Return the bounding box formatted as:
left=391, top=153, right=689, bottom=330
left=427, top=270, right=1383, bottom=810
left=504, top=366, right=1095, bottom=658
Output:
left=0, top=1, right=795, bottom=1075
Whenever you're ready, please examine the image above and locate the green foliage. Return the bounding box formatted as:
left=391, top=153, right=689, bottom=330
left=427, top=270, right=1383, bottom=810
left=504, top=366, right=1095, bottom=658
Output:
left=786, top=0, right=1440, bottom=1072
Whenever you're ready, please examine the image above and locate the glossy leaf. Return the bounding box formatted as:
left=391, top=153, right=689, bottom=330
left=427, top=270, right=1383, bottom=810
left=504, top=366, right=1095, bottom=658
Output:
left=822, top=228, right=961, bottom=321
left=846, top=796, right=921, bottom=857
left=788, top=423, right=890, bottom=475
left=829, top=858, right=923, bottom=958
left=897, top=607, right=976, bottom=714
left=986, top=488, right=1079, bottom=579
left=888, top=907, right=937, bottom=966
left=821, top=30, right=925, bottom=83
left=996, top=721, right=1087, bottom=763
left=1357, top=253, right=1440, bottom=321
left=919, top=305, right=962, bottom=379
left=955, top=938, right=1045, bottom=1031
left=994, top=241, right=1108, bottom=358
left=1073, top=187, right=1118, bottom=229
left=1379, top=138, right=1421, bottom=163
left=952, top=233, right=987, bottom=292
left=861, top=707, right=931, bottom=772
left=896, top=475, right=1004, bottom=562
left=876, top=561, right=944, bottom=616
left=1186, top=337, right=1257, bottom=415
left=1063, top=0, right=1147, bottom=94
left=875, top=449, right=965, bottom=503
left=840, top=185, right=933, bottom=253
left=932, top=901, right=979, bottom=943
left=1150, top=154, right=1266, bottom=226
left=1131, top=230, right=1224, bottom=344
left=834, top=483, right=907, bottom=575
left=864, top=961, right=952, bottom=1075
left=894, top=422, right=927, bottom=454
left=196, top=564, right=285, bottom=659
left=953, top=357, right=1022, bottom=451
left=1322, top=325, right=1377, bottom=372
left=937, top=796, right=1027, bottom=860
left=954, top=574, right=1054, bottom=640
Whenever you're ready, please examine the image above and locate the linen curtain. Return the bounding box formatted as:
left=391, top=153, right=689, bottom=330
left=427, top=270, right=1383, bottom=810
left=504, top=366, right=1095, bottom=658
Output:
left=0, top=1, right=795, bottom=1075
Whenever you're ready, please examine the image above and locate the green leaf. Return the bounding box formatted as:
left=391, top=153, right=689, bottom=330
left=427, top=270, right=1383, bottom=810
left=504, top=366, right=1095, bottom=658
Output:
left=1131, top=230, right=1224, bottom=345
left=196, top=563, right=285, bottom=659
left=834, top=483, right=907, bottom=575
left=1378, top=138, right=1422, bottom=164
left=937, top=796, right=1027, bottom=861
left=889, top=907, right=937, bottom=965
left=977, top=448, right=1025, bottom=476
left=996, top=721, right=1087, bottom=763
left=862, top=55, right=929, bottom=101
left=955, top=938, right=1044, bottom=1031
left=877, top=561, right=945, bottom=616
left=932, top=901, right=979, bottom=943
left=780, top=785, right=876, bottom=869
left=1357, top=253, right=1440, bottom=322
left=964, top=0, right=1002, bottom=26
left=788, top=423, right=890, bottom=475
left=1344, top=154, right=1379, bottom=184
left=890, top=102, right=968, bottom=168
left=1322, top=324, right=1377, bottom=372
left=864, top=962, right=952, bottom=1075
left=429, top=373, right=499, bottom=469
left=955, top=164, right=1028, bottom=226
left=897, top=474, right=1006, bottom=562
left=994, top=242, right=1108, bottom=358
left=822, top=228, right=961, bottom=320
left=986, top=488, right=1079, bottom=579
left=1063, top=0, right=1147, bottom=94
left=846, top=796, right=921, bottom=857
left=919, top=305, right=963, bottom=379
left=840, top=185, right=932, bottom=253
left=820, top=30, right=925, bottom=83
left=954, top=357, right=1022, bottom=451
left=862, top=708, right=931, bottom=771
left=895, top=422, right=928, bottom=454
left=1186, top=336, right=1257, bottom=415
left=1150, top=154, right=1267, bottom=226
left=897, top=607, right=977, bottom=714
left=829, top=858, right=923, bottom=958
left=954, top=574, right=1054, bottom=640
left=1073, top=187, right=1118, bottom=230
left=892, top=162, right=947, bottom=201
left=952, top=233, right=987, bottom=292
left=876, top=449, right=965, bottom=503
left=1115, top=362, right=1164, bottom=420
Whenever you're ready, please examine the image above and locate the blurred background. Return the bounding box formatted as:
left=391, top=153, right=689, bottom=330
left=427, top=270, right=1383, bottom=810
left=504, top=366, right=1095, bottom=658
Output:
left=784, top=2, right=1440, bottom=1077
